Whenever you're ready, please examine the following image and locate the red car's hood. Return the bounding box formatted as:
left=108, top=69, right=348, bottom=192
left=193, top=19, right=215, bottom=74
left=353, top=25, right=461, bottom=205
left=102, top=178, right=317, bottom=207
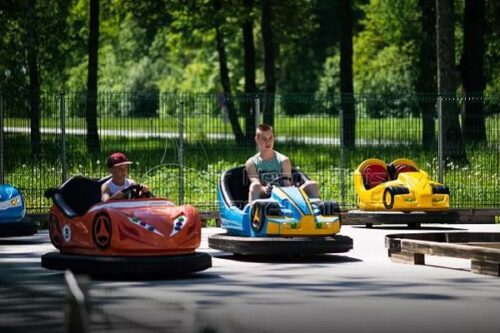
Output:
left=88, top=199, right=176, bottom=213
left=90, top=199, right=192, bottom=235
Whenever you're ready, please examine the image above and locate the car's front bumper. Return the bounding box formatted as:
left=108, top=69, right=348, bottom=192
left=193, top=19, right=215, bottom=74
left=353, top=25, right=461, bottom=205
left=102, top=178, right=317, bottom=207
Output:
left=0, top=220, right=37, bottom=237
left=266, top=215, right=341, bottom=236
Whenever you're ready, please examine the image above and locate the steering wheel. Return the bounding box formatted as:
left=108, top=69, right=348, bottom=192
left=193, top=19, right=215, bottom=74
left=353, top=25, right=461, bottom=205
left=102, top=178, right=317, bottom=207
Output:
left=121, top=184, right=154, bottom=199
left=268, top=175, right=293, bottom=187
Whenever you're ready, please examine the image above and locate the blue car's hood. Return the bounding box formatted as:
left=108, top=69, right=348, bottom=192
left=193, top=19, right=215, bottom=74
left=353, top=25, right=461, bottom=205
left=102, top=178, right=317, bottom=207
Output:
left=270, top=186, right=312, bottom=216
left=0, top=184, right=21, bottom=202
left=0, top=184, right=25, bottom=221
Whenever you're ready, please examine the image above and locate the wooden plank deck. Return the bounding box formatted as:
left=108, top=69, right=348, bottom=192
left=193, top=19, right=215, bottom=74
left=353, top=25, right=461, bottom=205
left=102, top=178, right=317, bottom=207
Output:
left=345, top=208, right=498, bottom=227
left=386, top=232, right=500, bottom=277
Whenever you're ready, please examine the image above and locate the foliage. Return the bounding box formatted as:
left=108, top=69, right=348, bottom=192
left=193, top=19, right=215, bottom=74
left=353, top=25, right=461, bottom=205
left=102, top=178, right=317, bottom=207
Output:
left=352, top=0, right=420, bottom=117
left=276, top=0, right=338, bottom=115
left=318, top=54, right=341, bottom=97
left=0, top=0, right=499, bottom=118
left=484, top=0, right=500, bottom=114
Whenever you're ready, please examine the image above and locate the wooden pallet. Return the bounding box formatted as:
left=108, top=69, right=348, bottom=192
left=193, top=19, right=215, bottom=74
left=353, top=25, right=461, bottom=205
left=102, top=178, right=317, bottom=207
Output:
left=386, top=232, right=500, bottom=277
left=346, top=208, right=498, bottom=227
left=199, top=211, right=221, bottom=227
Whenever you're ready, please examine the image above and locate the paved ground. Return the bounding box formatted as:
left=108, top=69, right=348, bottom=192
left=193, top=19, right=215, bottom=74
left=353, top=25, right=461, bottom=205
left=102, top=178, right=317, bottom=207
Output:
left=1, top=224, right=500, bottom=333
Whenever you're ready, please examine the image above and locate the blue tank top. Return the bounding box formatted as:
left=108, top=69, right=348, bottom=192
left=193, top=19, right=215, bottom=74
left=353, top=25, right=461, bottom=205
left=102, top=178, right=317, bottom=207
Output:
left=251, top=151, right=285, bottom=185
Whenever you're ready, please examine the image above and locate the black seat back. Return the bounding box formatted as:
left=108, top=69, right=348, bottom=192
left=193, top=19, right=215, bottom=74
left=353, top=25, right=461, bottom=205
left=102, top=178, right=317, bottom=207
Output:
left=219, top=166, right=311, bottom=210
left=49, top=176, right=103, bottom=217
left=220, top=166, right=250, bottom=210
left=291, top=168, right=309, bottom=187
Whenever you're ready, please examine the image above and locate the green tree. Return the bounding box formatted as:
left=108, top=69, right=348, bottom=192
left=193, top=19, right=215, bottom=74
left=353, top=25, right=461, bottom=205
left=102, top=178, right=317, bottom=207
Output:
left=417, top=0, right=437, bottom=147
left=85, top=0, right=100, bottom=152
left=261, top=0, right=276, bottom=126
left=37, top=0, right=72, bottom=91
left=1, top=0, right=70, bottom=103
left=274, top=0, right=317, bottom=115
left=213, top=0, right=245, bottom=143
left=26, top=0, right=41, bottom=158
left=0, top=1, right=27, bottom=95
left=436, top=0, right=467, bottom=164
left=242, top=0, right=257, bottom=143
left=340, top=0, right=355, bottom=148
left=459, top=0, right=486, bottom=143
left=484, top=0, right=500, bottom=114
left=353, top=0, right=420, bottom=117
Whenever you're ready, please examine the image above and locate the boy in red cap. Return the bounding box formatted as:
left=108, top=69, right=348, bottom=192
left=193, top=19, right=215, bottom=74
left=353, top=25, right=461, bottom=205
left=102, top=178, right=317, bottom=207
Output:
left=101, top=152, right=149, bottom=201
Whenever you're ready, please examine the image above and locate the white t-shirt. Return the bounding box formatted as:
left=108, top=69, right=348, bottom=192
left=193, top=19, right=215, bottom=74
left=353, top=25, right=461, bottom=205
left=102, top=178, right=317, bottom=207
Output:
left=103, top=178, right=133, bottom=196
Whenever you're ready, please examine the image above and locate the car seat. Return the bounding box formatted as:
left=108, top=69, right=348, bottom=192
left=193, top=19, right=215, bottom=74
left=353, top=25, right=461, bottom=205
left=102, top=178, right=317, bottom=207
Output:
left=388, top=161, right=418, bottom=180
left=45, top=176, right=102, bottom=218
left=220, top=166, right=250, bottom=210
left=362, top=163, right=389, bottom=189
left=219, top=166, right=311, bottom=210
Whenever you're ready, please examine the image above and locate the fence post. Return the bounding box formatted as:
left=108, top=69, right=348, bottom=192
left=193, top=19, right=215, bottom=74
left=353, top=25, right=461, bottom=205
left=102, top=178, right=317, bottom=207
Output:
left=437, top=96, right=443, bottom=183
left=178, top=101, right=184, bottom=205
left=255, top=96, right=260, bottom=129
left=255, top=96, right=260, bottom=152
left=0, top=94, right=4, bottom=184
left=339, top=108, right=346, bottom=207
left=60, top=92, right=68, bottom=183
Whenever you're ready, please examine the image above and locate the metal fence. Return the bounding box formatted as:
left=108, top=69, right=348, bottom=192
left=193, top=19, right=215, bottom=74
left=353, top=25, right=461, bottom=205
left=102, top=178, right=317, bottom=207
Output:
left=1, top=92, right=499, bottom=213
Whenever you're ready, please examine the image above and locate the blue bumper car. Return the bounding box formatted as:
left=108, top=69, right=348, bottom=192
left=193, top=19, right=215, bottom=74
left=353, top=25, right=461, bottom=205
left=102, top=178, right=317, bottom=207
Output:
left=208, top=166, right=353, bottom=255
left=0, top=184, right=36, bottom=237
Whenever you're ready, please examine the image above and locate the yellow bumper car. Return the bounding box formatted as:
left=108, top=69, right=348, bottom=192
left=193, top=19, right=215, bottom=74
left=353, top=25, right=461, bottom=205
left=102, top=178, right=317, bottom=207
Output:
left=354, top=158, right=450, bottom=211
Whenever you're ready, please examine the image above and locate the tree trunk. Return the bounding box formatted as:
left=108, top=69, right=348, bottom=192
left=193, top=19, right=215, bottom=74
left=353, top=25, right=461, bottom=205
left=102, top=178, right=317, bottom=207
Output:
left=261, top=0, right=275, bottom=127
left=418, top=0, right=436, bottom=148
left=86, top=0, right=100, bottom=152
left=340, top=0, right=355, bottom=148
left=459, top=0, right=486, bottom=144
left=243, top=0, right=257, bottom=144
left=26, top=0, right=41, bottom=158
left=213, top=0, right=245, bottom=143
left=436, top=0, right=467, bottom=164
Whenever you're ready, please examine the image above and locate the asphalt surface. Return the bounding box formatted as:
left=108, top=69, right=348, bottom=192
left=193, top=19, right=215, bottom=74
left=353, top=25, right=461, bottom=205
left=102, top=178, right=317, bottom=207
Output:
left=1, top=224, right=500, bottom=333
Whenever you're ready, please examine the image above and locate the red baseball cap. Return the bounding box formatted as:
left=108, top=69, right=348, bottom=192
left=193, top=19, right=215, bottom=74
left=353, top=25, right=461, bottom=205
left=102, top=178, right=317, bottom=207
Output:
left=107, top=152, right=133, bottom=168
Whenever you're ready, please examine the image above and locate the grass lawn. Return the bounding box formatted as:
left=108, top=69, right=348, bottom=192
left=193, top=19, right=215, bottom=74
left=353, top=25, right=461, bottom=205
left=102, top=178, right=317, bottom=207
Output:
left=5, top=115, right=500, bottom=143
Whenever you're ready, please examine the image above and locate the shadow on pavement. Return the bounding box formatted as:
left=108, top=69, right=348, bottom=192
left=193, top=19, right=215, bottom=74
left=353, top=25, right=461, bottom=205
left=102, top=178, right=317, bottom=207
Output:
left=213, top=253, right=361, bottom=264
left=0, top=257, right=66, bottom=333
left=88, top=271, right=221, bottom=282
left=351, top=225, right=466, bottom=231
left=0, top=233, right=49, bottom=245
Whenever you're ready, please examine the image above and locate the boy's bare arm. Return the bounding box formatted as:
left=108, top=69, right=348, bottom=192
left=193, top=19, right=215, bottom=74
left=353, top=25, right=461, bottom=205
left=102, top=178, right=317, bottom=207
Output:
left=281, top=157, right=292, bottom=186
left=101, top=183, right=111, bottom=201
left=245, top=159, right=261, bottom=185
